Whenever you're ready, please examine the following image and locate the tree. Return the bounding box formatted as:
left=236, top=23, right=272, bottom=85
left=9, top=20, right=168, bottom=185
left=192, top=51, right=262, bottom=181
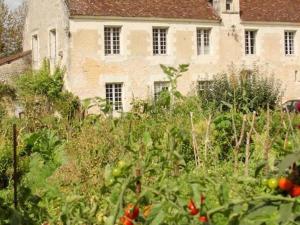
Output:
left=0, top=0, right=26, bottom=58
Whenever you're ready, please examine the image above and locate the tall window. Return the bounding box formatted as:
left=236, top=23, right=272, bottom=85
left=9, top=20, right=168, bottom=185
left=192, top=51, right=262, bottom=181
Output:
left=154, top=81, right=170, bottom=100
left=32, top=35, right=39, bottom=67
left=105, top=83, right=123, bottom=111
left=153, top=28, right=167, bottom=55
left=245, top=30, right=256, bottom=55
left=197, top=29, right=211, bottom=55
left=104, top=27, right=121, bottom=55
left=285, top=31, right=295, bottom=55
left=197, top=80, right=213, bottom=93
left=49, top=29, right=56, bottom=65
left=226, top=0, right=233, bottom=11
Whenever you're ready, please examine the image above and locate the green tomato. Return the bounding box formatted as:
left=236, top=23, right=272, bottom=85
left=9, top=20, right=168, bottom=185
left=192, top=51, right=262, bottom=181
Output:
left=117, top=160, right=127, bottom=169
left=112, top=168, right=122, bottom=177
left=262, top=178, right=268, bottom=186
left=268, top=178, right=278, bottom=189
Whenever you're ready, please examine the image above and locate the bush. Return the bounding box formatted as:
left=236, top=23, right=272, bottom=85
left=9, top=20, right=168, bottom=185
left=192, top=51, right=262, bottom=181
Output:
left=15, top=60, right=80, bottom=119
left=199, top=68, right=282, bottom=113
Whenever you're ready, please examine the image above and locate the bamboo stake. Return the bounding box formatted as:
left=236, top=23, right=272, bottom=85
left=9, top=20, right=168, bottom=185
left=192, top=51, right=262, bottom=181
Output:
left=264, top=106, right=271, bottom=175
left=245, top=112, right=256, bottom=177
left=190, top=112, right=200, bottom=167
left=13, top=124, right=18, bottom=209
left=204, top=115, right=212, bottom=162
left=232, top=114, right=246, bottom=174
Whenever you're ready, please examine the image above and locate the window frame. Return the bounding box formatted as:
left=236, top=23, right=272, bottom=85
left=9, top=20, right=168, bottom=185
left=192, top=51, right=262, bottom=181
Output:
left=104, top=26, right=121, bottom=56
left=152, top=27, right=168, bottom=55
left=154, top=81, right=170, bottom=100
left=32, top=34, right=39, bottom=68
left=197, top=80, right=214, bottom=94
left=49, top=29, right=57, bottom=65
left=245, top=30, right=257, bottom=55
left=197, top=28, right=211, bottom=55
left=225, top=0, right=233, bottom=11
left=285, top=31, right=296, bottom=56
left=105, top=83, right=123, bottom=111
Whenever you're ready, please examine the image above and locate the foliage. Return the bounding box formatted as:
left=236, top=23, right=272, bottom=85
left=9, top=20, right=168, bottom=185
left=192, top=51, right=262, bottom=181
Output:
left=199, top=68, right=282, bottom=113
left=0, top=0, right=26, bottom=57
left=16, top=60, right=80, bottom=119
left=1, top=64, right=300, bottom=225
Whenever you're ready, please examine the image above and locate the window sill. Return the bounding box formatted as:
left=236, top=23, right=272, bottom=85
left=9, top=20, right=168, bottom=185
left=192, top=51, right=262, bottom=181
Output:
left=222, top=11, right=240, bottom=14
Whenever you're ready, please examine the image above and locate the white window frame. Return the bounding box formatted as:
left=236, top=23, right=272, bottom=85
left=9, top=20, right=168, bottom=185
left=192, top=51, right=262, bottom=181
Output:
left=49, top=29, right=57, bottom=65
left=245, top=30, right=257, bottom=55
left=197, top=80, right=213, bottom=93
left=153, top=28, right=168, bottom=55
left=104, top=26, right=121, bottom=56
left=226, top=0, right=233, bottom=11
left=154, top=81, right=170, bottom=100
left=285, top=31, right=296, bottom=56
left=32, top=34, right=39, bottom=68
left=197, top=28, right=211, bottom=55
left=105, top=83, right=123, bottom=111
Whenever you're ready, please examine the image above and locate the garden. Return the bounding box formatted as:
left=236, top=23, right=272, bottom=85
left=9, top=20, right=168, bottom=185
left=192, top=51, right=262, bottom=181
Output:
left=1, top=61, right=300, bottom=225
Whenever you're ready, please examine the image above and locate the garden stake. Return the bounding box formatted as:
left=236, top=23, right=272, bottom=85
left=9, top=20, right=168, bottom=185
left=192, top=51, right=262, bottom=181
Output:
left=12, top=123, right=18, bottom=209
left=204, top=115, right=212, bottom=162
left=190, top=112, right=200, bottom=167
left=264, top=106, right=271, bottom=175
left=245, top=112, right=256, bottom=177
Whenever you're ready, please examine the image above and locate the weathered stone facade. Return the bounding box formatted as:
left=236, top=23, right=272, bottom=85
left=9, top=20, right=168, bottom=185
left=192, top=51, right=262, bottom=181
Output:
left=23, top=0, right=300, bottom=112
left=0, top=51, right=32, bottom=83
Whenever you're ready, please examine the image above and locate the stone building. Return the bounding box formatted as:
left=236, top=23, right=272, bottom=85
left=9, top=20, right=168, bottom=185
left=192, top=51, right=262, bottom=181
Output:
left=0, top=51, right=32, bottom=83
left=23, top=0, right=300, bottom=112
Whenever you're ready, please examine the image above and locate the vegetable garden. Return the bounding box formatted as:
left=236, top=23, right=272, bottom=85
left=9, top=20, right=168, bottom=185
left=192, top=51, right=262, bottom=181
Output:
left=1, top=61, right=300, bottom=225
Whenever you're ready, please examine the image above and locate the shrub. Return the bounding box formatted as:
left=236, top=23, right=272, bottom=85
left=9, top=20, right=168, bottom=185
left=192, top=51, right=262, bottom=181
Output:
left=199, top=68, right=282, bottom=113
left=15, top=60, right=80, bottom=119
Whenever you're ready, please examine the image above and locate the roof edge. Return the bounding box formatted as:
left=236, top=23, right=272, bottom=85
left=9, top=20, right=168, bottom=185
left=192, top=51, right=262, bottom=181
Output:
left=241, top=20, right=300, bottom=26
left=69, top=15, right=222, bottom=23
left=0, top=51, right=32, bottom=66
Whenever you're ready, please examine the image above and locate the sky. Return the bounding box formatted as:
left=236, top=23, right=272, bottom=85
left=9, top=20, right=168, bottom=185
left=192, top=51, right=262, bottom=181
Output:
left=5, top=0, right=23, bottom=10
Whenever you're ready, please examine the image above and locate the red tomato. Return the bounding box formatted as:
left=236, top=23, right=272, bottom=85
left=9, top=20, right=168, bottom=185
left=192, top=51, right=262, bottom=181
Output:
left=290, top=185, right=300, bottom=197
left=189, top=207, right=199, bottom=216
left=199, top=216, right=208, bottom=223
left=122, top=218, right=134, bottom=225
left=188, top=199, right=197, bottom=210
left=278, top=178, right=294, bottom=191
left=125, top=204, right=139, bottom=220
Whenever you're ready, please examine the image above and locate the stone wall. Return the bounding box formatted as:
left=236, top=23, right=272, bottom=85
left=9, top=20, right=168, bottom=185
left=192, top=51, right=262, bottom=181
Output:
left=0, top=51, right=32, bottom=83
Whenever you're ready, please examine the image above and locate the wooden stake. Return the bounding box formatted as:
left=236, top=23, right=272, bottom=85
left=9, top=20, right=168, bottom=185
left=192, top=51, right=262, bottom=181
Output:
left=13, top=124, right=18, bottom=209
left=245, top=112, right=256, bottom=177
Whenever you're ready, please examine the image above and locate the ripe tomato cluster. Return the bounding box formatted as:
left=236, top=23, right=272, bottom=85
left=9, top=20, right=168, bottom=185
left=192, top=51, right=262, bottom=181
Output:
left=187, top=195, right=209, bottom=224
left=119, top=204, right=139, bottom=225
left=264, top=165, right=300, bottom=198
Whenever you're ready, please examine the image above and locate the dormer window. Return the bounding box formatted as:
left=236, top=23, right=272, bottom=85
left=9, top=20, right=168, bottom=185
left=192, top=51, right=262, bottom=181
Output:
left=226, top=0, right=233, bottom=11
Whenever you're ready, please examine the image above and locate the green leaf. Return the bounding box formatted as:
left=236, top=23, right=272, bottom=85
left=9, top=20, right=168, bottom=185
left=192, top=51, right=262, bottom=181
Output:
left=143, top=132, right=153, bottom=148
left=218, top=183, right=230, bottom=205
left=278, top=202, right=293, bottom=224
left=278, top=150, right=300, bottom=173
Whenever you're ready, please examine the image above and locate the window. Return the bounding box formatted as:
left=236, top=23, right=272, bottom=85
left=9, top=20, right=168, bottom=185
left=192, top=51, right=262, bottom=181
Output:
left=154, top=82, right=170, bottom=100
left=285, top=31, right=295, bottom=55
left=105, top=83, right=123, bottom=111
left=49, top=29, right=56, bottom=65
left=197, top=29, right=211, bottom=55
left=104, top=27, right=121, bottom=55
left=197, top=80, right=213, bottom=93
left=32, top=35, right=39, bottom=67
left=153, top=28, right=167, bottom=55
left=245, top=30, right=256, bottom=55
left=226, top=0, right=233, bottom=11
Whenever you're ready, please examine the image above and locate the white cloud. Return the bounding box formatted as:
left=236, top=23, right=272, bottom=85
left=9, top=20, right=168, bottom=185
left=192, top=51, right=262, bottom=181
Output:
left=5, top=0, right=23, bottom=10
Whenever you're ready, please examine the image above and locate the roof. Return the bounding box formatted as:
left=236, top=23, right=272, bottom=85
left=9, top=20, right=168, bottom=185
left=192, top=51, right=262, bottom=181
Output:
left=240, top=0, right=300, bottom=23
left=0, top=51, right=32, bottom=66
left=66, top=0, right=220, bottom=21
